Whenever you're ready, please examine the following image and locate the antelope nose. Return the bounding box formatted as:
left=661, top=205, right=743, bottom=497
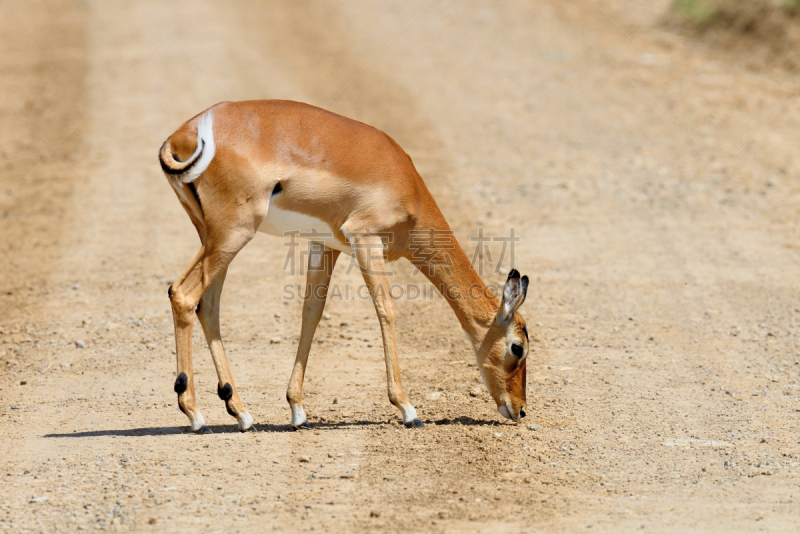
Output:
left=519, top=407, right=527, bottom=419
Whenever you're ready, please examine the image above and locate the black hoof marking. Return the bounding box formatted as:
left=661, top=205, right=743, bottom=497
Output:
left=195, top=425, right=213, bottom=435
left=292, top=421, right=312, bottom=431
left=174, top=372, right=188, bottom=394
left=404, top=418, right=425, bottom=428
left=217, top=383, right=237, bottom=417
left=217, top=383, right=233, bottom=401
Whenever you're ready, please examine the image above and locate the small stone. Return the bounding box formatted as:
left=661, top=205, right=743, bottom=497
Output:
left=19, top=380, right=27, bottom=385
left=493, top=432, right=502, bottom=438
left=341, top=472, right=357, bottom=479
left=128, top=411, right=132, bottom=415
left=146, top=343, right=156, bottom=351
left=29, top=496, right=48, bottom=503
left=460, top=495, right=468, bottom=501
left=370, top=510, right=380, bottom=518
left=340, top=321, right=349, bottom=327
left=148, top=518, right=157, bottom=525
left=270, top=336, right=282, bottom=344
left=563, top=378, right=571, bottom=385
left=274, top=313, right=281, bottom=319
left=73, top=283, right=80, bottom=290
left=75, top=340, right=85, bottom=349
left=10, top=405, right=18, bottom=410
left=427, top=392, right=443, bottom=401
left=529, top=424, right=540, bottom=431
left=323, top=313, right=331, bottom=320
left=469, top=386, right=482, bottom=397
left=299, top=455, right=310, bottom=463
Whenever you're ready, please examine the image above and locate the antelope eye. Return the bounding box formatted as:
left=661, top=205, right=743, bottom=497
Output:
left=511, top=343, right=524, bottom=357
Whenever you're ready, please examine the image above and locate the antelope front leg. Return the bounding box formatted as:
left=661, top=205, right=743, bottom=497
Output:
left=197, top=267, right=254, bottom=431
left=352, top=234, right=423, bottom=428
left=286, top=244, right=340, bottom=429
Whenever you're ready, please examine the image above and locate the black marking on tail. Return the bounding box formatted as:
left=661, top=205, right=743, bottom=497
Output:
left=174, top=372, right=188, bottom=394
left=160, top=139, right=205, bottom=175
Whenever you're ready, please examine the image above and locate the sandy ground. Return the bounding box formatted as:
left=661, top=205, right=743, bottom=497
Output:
left=2, top=1, right=800, bottom=532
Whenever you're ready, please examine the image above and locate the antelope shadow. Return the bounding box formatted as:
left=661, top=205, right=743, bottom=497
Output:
left=43, top=416, right=505, bottom=438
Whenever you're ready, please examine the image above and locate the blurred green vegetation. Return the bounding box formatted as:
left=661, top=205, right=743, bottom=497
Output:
left=673, top=0, right=718, bottom=25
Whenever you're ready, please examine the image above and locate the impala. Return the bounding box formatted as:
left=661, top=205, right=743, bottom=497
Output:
left=159, top=100, right=530, bottom=433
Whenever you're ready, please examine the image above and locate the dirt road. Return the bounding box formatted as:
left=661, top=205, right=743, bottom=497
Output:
left=2, top=1, right=800, bottom=532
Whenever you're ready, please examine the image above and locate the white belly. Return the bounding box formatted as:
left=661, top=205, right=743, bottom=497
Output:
left=258, top=205, right=352, bottom=254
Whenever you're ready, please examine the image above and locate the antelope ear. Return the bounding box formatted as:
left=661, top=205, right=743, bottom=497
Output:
left=496, top=269, right=529, bottom=324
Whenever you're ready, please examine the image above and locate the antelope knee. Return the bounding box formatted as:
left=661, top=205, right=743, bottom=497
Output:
left=169, top=285, right=198, bottom=323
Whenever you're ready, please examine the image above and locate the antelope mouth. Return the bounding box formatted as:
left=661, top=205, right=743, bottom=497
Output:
left=499, top=404, right=526, bottom=422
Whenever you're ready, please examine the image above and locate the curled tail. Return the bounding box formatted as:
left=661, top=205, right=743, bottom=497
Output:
left=159, top=110, right=216, bottom=183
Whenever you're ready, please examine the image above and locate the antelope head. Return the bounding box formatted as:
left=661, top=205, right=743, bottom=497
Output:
left=476, top=269, right=529, bottom=422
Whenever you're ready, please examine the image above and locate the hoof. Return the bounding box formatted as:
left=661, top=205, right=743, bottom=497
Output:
left=237, top=412, right=254, bottom=432
left=241, top=424, right=258, bottom=433
left=404, top=418, right=424, bottom=428
left=292, top=421, right=312, bottom=431
left=194, top=425, right=213, bottom=435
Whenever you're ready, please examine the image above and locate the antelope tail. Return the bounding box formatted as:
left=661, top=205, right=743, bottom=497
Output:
left=159, top=111, right=216, bottom=183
